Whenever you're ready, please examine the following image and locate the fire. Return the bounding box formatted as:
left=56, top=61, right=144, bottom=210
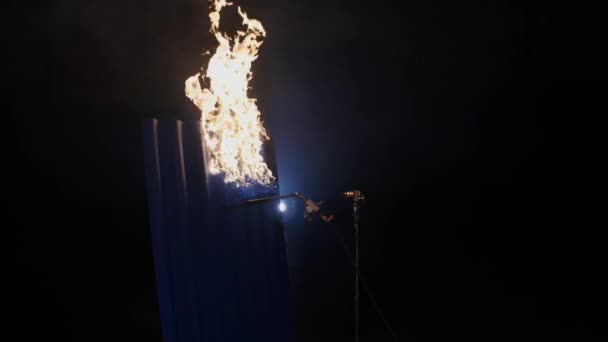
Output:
left=185, top=0, right=275, bottom=186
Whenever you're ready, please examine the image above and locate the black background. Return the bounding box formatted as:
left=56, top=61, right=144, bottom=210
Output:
left=8, top=0, right=605, bottom=341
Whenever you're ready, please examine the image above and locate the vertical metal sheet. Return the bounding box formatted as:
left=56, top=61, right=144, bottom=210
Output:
left=142, top=118, right=294, bottom=342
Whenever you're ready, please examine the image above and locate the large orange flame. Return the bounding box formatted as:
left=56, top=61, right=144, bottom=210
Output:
left=186, top=0, right=275, bottom=186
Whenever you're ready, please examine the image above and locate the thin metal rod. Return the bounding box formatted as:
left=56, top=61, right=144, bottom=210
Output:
left=354, top=218, right=359, bottom=342
left=246, top=193, right=298, bottom=204
left=352, top=199, right=361, bottom=342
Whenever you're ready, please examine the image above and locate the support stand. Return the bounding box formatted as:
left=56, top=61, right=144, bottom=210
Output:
left=343, top=190, right=365, bottom=342
left=354, top=204, right=360, bottom=342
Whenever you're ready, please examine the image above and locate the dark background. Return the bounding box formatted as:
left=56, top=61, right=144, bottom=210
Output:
left=8, top=0, right=605, bottom=341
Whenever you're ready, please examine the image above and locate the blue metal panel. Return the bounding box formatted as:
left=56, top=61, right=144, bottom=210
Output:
left=142, top=119, right=175, bottom=342
left=142, top=118, right=294, bottom=342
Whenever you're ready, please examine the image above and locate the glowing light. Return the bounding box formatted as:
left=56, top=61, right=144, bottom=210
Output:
left=278, top=201, right=286, bottom=213
left=186, top=0, right=275, bottom=187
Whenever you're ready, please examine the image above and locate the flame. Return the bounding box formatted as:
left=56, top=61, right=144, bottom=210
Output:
left=186, top=0, right=275, bottom=186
